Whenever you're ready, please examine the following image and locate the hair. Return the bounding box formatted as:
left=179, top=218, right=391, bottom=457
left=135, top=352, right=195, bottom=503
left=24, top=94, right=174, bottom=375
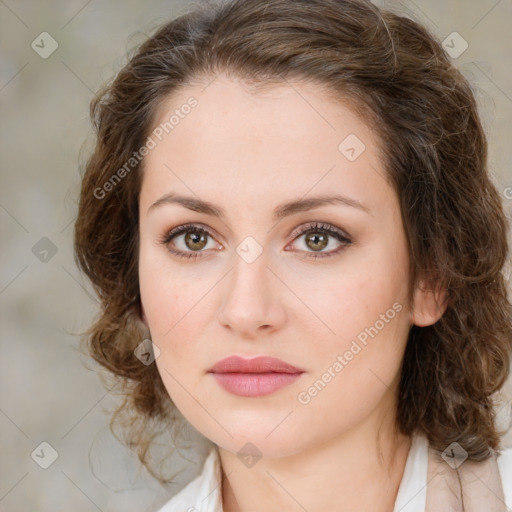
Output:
left=74, top=0, right=512, bottom=480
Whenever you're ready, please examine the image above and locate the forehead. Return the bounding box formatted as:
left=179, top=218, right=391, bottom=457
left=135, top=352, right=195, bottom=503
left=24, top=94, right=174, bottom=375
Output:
left=140, top=74, right=390, bottom=216
left=150, top=73, right=377, bottom=148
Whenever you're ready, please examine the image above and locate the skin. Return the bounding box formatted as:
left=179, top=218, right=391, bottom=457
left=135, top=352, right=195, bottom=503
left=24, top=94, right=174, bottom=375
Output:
left=138, top=73, right=445, bottom=512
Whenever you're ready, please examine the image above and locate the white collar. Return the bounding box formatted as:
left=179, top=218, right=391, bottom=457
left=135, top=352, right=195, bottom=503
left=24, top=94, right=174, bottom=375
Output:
left=393, top=432, right=429, bottom=512
left=156, top=446, right=223, bottom=511
left=157, top=431, right=512, bottom=512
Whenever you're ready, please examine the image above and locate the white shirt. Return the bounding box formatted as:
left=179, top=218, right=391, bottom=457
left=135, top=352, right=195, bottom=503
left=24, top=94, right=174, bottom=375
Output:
left=157, top=433, right=512, bottom=512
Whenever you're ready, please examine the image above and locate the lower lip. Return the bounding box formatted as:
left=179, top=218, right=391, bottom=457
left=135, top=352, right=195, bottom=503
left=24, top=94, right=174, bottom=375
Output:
left=211, top=372, right=303, bottom=397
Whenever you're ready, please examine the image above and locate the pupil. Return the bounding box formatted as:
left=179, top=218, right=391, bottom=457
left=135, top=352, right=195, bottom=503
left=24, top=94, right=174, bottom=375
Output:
left=186, top=231, right=207, bottom=250
left=308, top=232, right=327, bottom=251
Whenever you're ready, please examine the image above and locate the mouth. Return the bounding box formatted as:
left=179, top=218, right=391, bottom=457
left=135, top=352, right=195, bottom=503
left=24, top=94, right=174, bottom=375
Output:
left=207, top=356, right=305, bottom=397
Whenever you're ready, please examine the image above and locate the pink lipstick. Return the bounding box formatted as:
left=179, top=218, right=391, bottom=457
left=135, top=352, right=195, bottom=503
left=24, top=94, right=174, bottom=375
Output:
left=208, top=356, right=304, bottom=397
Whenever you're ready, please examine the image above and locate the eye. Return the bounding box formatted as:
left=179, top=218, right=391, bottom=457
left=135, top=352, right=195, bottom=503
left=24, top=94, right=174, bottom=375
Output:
left=286, top=221, right=352, bottom=259
left=158, top=223, right=221, bottom=260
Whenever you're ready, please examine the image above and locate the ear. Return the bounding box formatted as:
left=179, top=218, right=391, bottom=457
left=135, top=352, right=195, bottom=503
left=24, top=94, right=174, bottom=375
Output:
left=411, top=278, right=448, bottom=327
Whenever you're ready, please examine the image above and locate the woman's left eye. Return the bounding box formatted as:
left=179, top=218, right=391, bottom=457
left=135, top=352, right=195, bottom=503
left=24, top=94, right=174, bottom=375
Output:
left=286, top=222, right=352, bottom=259
left=158, top=221, right=352, bottom=260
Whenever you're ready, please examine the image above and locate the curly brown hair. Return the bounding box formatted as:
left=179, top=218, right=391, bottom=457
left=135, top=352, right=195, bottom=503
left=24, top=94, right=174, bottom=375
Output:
left=73, top=0, right=512, bottom=478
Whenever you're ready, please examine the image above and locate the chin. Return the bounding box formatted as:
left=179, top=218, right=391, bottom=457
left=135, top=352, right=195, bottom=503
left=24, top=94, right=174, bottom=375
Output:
left=203, top=415, right=311, bottom=460
left=216, top=435, right=302, bottom=460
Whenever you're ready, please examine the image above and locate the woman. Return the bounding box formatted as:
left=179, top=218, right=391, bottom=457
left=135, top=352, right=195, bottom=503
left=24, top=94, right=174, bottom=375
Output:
left=74, top=0, right=512, bottom=510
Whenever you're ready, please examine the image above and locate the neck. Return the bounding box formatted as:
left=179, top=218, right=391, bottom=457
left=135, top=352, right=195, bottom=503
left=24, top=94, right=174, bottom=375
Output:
left=218, top=409, right=412, bottom=512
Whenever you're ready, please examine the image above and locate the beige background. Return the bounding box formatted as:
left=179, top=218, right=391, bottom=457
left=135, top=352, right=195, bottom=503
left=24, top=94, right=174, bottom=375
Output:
left=1, top=0, right=511, bottom=510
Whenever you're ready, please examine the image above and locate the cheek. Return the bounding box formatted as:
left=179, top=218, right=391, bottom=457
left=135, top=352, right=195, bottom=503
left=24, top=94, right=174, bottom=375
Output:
left=138, top=246, right=189, bottom=343
left=314, top=267, right=404, bottom=340
left=140, top=285, right=194, bottom=348
left=302, top=246, right=411, bottom=385
left=296, top=300, right=409, bottom=424
left=334, top=235, right=409, bottom=323
left=138, top=257, right=213, bottom=387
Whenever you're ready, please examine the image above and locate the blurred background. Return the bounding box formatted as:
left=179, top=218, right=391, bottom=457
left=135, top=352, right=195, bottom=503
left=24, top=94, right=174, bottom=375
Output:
left=1, top=0, right=511, bottom=510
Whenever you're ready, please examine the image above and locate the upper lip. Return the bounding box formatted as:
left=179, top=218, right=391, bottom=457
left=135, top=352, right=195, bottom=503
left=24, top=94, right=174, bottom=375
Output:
left=208, top=356, right=305, bottom=374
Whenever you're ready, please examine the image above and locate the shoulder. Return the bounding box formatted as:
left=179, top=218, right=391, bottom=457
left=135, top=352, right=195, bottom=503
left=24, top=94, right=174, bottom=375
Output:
left=155, top=448, right=223, bottom=512
left=497, top=444, right=512, bottom=509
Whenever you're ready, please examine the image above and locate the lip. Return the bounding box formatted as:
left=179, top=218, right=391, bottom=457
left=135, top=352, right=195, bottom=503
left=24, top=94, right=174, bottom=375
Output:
left=209, top=356, right=304, bottom=374
left=208, top=356, right=305, bottom=397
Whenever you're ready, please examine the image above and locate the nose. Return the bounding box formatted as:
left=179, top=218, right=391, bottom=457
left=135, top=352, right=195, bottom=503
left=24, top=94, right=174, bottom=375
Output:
left=217, top=249, right=287, bottom=339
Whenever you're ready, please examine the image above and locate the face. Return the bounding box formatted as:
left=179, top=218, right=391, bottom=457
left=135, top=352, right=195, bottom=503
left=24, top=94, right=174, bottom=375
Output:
left=138, top=74, right=434, bottom=458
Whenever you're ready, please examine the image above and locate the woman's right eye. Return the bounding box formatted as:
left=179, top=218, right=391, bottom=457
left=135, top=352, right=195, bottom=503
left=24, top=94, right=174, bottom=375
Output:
left=158, top=223, right=220, bottom=260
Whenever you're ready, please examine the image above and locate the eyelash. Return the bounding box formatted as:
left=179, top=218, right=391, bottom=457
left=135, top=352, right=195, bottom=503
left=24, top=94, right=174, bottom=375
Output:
left=158, top=221, right=352, bottom=260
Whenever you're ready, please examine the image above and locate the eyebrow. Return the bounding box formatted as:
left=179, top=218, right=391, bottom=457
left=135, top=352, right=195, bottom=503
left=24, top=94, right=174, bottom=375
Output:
left=147, top=192, right=369, bottom=221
